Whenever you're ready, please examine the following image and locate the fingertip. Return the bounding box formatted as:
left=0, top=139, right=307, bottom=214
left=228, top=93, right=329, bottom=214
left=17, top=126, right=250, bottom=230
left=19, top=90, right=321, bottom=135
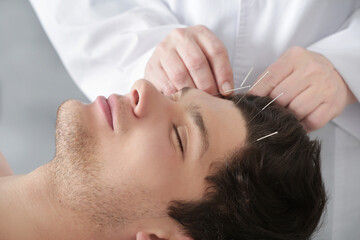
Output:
left=300, top=120, right=312, bottom=133
left=301, top=105, right=330, bottom=132
left=247, top=89, right=255, bottom=95
left=248, top=89, right=260, bottom=96
left=220, top=81, right=233, bottom=94
left=222, top=90, right=234, bottom=97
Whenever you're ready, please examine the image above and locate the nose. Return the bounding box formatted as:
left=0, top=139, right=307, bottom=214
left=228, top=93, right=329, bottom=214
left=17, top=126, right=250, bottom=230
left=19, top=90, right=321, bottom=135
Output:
left=129, top=79, right=169, bottom=118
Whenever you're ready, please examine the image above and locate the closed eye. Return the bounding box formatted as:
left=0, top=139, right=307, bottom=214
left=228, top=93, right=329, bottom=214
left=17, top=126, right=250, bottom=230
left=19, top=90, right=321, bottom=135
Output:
left=172, top=124, right=184, bottom=154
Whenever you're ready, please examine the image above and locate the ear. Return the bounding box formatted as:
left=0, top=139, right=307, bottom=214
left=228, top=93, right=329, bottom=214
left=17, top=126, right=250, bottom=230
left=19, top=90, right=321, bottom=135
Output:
left=136, top=231, right=193, bottom=240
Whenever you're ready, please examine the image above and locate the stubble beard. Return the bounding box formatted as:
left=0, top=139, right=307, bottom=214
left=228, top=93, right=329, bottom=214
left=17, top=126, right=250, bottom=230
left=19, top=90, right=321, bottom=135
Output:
left=49, top=100, right=128, bottom=232
left=48, top=100, right=165, bottom=234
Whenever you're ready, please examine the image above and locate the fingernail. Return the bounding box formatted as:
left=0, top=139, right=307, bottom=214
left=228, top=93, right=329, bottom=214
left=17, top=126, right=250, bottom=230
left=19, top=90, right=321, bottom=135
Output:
left=221, top=82, right=232, bottom=94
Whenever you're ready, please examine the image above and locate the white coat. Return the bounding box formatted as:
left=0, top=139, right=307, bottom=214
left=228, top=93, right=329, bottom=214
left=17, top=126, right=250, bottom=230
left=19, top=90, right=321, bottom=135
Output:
left=29, top=0, right=360, bottom=238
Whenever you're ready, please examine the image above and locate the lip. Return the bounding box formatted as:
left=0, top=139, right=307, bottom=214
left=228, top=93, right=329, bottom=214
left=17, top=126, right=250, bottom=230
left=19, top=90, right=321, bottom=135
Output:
left=96, top=96, right=113, bottom=130
left=108, top=94, right=120, bottom=129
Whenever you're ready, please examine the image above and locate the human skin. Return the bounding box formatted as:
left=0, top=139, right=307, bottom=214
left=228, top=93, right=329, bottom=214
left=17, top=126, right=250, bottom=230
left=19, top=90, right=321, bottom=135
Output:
left=249, top=46, right=357, bottom=131
left=0, top=152, right=13, bottom=177
left=0, top=79, right=246, bottom=240
left=145, top=26, right=357, bottom=132
left=145, top=25, right=234, bottom=97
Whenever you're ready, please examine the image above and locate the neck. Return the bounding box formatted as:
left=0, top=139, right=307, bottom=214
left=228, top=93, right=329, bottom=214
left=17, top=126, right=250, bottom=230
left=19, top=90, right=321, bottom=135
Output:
left=0, top=163, right=93, bottom=240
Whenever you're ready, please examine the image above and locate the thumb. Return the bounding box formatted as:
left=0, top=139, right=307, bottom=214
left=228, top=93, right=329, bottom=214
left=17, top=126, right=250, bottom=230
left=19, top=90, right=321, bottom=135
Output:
left=213, top=63, right=234, bottom=97
left=218, top=80, right=234, bottom=97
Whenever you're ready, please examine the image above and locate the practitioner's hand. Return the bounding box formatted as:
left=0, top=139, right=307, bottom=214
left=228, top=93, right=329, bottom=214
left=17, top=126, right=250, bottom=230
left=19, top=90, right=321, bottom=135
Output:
left=145, top=25, right=233, bottom=96
left=250, top=46, right=357, bottom=132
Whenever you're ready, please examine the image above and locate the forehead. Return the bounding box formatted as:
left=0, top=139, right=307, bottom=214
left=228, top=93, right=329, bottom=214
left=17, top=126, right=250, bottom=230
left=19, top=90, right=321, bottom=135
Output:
left=182, top=89, right=247, bottom=165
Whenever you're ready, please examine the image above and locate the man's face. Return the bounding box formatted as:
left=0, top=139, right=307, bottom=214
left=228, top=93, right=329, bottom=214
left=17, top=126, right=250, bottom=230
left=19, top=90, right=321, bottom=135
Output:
left=54, top=79, right=246, bottom=231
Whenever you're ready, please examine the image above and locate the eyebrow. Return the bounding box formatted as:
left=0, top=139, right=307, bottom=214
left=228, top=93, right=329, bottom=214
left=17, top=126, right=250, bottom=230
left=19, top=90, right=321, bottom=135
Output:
left=179, top=87, right=210, bottom=159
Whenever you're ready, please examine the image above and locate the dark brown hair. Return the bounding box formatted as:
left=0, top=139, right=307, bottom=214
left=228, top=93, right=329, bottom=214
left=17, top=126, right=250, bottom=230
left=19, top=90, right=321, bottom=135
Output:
left=168, top=94, right=327, bottom=240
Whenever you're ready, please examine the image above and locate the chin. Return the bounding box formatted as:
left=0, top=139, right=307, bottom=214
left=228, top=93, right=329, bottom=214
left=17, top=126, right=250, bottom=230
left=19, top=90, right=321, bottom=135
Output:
left=55, top=99, right=96, bottom=159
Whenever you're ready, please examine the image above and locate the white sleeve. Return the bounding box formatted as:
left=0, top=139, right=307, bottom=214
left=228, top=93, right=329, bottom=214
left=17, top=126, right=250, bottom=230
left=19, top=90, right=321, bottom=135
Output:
left=29, top=0, right=186, bottom=101
left=307, top=8, right=360, bottom=140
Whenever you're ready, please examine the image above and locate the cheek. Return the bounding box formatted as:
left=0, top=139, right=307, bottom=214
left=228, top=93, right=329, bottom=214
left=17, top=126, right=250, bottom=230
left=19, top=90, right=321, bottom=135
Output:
left=132, top=130, right=181, bottom=187
left=101, top=127, right=184, bottom=201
